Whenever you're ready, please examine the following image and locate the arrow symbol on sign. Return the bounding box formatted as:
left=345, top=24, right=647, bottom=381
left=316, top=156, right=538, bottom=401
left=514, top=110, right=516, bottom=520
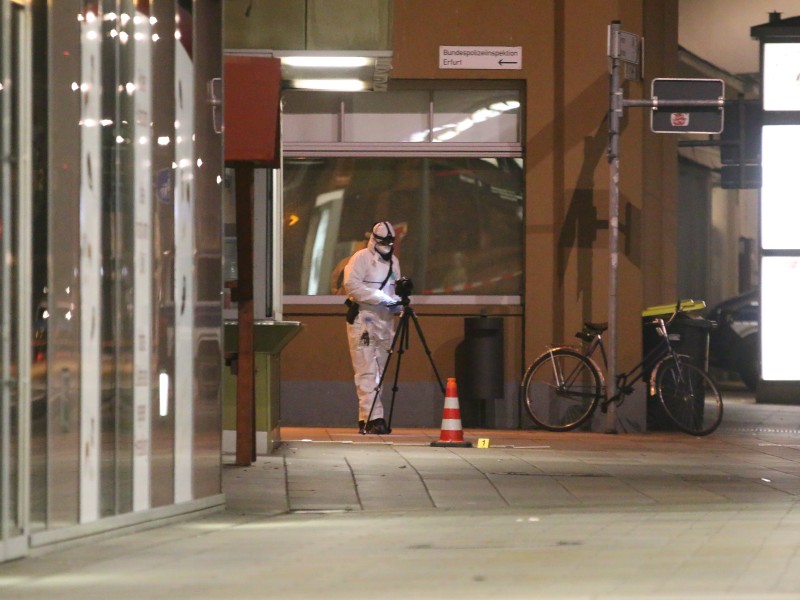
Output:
left=499, top=60, right=518, bottom=65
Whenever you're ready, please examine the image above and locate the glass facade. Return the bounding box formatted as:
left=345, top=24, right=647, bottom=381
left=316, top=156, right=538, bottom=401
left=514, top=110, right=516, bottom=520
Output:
left=283, top=156, right=524, bottom=296
left=1, top=0, right=224, bottom=560
left=1, top=0, right=25, bottom=562
left=283, top=88, right=522, bottom=145
left=282, top=87, right=524, bottom=298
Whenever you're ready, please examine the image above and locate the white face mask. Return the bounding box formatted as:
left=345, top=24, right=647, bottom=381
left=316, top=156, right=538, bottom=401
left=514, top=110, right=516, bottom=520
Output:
left=375, top=242, right=393, bottom=258
left=371, top=222, right=395, bottom=259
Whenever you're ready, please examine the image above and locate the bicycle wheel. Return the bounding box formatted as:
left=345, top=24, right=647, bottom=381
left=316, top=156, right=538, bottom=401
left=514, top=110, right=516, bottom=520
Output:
left=655, top=359, right=723, bottom=436
left=522, top=348, right=602, bottom=431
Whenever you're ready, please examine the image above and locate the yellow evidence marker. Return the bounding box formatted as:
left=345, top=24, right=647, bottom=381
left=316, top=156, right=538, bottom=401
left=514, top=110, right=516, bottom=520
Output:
left=477, top=438, right=491, bottom=448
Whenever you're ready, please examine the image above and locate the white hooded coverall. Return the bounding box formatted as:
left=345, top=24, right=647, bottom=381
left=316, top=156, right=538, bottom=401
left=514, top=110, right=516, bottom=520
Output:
left=343, top=236, right=401, bottom=423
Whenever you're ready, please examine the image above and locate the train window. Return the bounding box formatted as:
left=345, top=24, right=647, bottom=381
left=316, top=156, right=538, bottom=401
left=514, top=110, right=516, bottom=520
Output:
left=283, top=157, right=523, bottom=296
left=282, top=86, right=524, bottom=298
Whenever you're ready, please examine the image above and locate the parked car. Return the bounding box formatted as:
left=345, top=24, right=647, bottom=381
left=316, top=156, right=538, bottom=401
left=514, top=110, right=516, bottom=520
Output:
left=707, top=289, right=759, bottom=390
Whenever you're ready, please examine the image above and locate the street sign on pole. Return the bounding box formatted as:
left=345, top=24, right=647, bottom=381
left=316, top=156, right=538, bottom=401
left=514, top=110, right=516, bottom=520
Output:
left=608, top=28, right=640, bottom=64
left=650, top=78, right=725, bottom=134
left=606, top=25, right=726, bottom=431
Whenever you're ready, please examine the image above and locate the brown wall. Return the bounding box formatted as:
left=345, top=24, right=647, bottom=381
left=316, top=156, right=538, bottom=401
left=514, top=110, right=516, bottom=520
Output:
left=282, top=305, right=523, bottom=384
left=281, top=0, right=680, bottom=426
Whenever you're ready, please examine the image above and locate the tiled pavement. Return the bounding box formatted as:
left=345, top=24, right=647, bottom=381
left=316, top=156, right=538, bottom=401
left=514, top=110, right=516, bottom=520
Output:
left=4, top=392, right=800, bottom=598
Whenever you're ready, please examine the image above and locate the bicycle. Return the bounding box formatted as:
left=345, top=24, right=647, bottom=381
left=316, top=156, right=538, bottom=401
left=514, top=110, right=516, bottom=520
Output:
left=521, top=301, right=723, bottom=436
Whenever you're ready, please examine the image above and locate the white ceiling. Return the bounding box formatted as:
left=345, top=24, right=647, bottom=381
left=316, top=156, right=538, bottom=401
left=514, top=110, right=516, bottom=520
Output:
left=679, top=0, right=800, bottom=75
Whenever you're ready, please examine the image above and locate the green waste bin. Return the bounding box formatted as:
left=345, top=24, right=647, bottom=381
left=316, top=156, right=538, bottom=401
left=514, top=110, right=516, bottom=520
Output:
left=641, top=300, right=711, bottom=431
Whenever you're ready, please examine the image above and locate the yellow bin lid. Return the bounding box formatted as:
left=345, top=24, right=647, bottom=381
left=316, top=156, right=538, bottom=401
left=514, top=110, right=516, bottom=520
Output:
left=641, top=299, right=706, bottom=317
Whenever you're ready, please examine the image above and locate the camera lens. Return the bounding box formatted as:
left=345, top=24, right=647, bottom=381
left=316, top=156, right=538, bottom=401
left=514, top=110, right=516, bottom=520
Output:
left=396, top=276, right=413, bottom=298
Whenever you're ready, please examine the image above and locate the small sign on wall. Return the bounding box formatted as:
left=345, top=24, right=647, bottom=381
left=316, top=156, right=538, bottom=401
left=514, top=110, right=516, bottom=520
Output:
left=439, top=46, right=522, bottom=70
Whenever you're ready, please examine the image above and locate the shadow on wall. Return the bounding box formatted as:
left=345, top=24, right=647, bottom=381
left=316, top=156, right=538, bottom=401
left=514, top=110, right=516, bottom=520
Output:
left=557, top=130, right=605, bottom=331
left=556, top=128, right=643, bottom=329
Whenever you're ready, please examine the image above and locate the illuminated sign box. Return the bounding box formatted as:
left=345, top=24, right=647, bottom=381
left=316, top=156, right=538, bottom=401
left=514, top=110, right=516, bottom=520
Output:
left=763, top=43, right=800, bottom=111
left=761, top=257, right=800, bottom=380
left=760, top=125, right=800, bottom=249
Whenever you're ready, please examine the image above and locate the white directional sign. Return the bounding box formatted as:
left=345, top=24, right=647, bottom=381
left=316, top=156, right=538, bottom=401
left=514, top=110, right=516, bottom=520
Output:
left=609, top=30, right=640, bottom=64
left=439, top=46, right=522, bottom=70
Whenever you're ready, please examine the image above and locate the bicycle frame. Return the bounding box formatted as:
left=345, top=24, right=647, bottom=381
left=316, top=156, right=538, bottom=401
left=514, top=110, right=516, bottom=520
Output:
left=572, top=317, right=683, bottom=409
left=526, top=305, right=722, bottom=435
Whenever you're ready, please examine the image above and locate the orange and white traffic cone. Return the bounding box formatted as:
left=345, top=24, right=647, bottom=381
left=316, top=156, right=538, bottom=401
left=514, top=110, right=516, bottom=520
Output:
left=431, top=377, right=472, bottom=447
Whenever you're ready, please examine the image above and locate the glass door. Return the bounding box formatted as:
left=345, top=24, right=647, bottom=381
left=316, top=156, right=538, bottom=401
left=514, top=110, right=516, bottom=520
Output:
left=1, top=0, right=29, bottom=562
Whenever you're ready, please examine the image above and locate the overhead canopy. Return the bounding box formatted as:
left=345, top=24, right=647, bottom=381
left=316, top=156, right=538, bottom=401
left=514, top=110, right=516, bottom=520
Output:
left=224, top=56, right=282, bottom=166
left=751, top=12, right=800, bottom=40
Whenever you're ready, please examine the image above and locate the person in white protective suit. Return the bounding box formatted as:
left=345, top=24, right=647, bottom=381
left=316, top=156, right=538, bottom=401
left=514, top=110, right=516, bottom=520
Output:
left=343, top=221, right=402, bottom=434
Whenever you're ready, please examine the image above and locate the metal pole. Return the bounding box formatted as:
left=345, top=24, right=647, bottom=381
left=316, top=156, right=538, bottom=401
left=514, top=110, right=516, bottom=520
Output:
left=623, top=98, right=723, bottom=108
left=235, top=164, right=256, bottom=465
left=606, top=21, right=623, bottom=433
left=1, top=0, right=10, bottom=545
left=736, top=95, right=746, bottom=189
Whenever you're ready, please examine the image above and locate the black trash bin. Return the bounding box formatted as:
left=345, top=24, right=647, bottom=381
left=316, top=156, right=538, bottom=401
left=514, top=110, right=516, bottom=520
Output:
left=456, top=317, right=504, bottom=428
left=641, top=301, right=711, bottom=430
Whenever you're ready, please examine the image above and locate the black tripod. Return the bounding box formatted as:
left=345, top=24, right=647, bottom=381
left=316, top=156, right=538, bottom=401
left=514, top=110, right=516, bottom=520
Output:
left=364, top=300, right=445, bottom=433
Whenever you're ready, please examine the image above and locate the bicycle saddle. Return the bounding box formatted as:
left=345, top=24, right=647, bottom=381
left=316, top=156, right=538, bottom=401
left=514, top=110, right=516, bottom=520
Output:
left=583, top=322, right=608, bottom=333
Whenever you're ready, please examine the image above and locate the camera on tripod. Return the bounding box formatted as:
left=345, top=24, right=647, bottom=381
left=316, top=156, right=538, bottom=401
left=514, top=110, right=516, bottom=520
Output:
left=395, top=276, right=413, bottom=305
left=366, top=274, right=446, bottom=434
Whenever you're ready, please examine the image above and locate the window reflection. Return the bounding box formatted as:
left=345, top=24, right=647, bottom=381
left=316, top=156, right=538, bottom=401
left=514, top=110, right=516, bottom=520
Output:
left=429, top=90, right=520, bottom=143
left=3, top=0, right=24, bottom=542
left=283, top=88, right=522, bottom=144
left=283, top=157, right=523, bottom=296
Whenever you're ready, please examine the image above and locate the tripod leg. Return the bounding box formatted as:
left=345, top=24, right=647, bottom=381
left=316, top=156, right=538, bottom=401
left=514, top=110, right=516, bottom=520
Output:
left=385, top=315, right=410, bottom=432
left=407, top=307, right=446, bottom=396
left=364, top=312, right=406, bottom=431
left=364, top=307, right=442, bottom=434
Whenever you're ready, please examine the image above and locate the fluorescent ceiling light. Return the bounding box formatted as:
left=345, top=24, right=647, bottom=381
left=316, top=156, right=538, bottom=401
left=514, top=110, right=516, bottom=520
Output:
left=290, top=79, right=369, bottom=91
left=226, top=50, right=392, bottom=92
left=225, top=50, right=391, bottom=92
left=281, top=56, right=372, bottom=68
